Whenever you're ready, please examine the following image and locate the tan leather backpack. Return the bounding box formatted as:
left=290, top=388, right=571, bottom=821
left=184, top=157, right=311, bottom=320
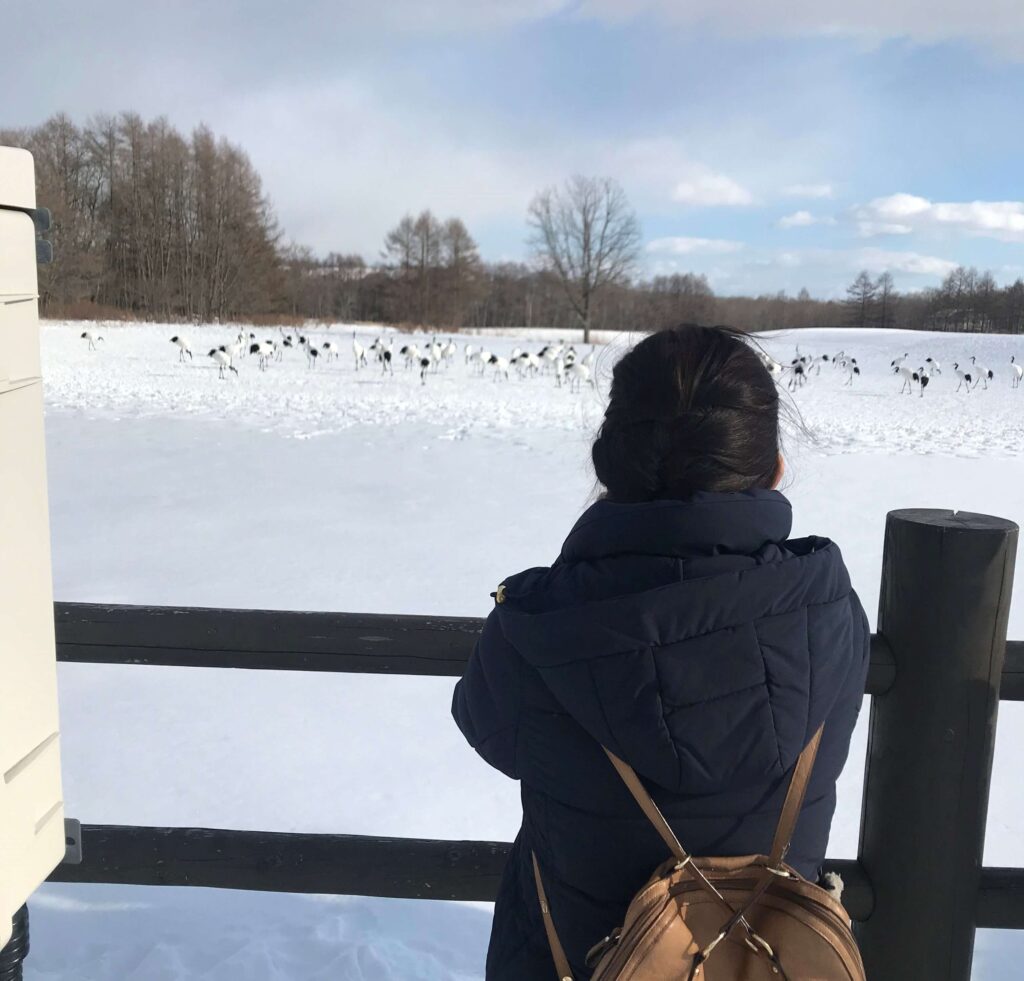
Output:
left=532, top=727, right=865, bottom=980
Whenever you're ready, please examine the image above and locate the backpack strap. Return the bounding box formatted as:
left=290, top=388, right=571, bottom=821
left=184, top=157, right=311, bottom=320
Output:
left=769, top=724, right=824, bottom=867
left=602, top=750, right=688, bottom=863
left=605, top=725, right=824, bottom=871
left=532, top=851, right=575, bottom=981
left=531, top=728, right=824, bottom=980
left=688, top=727, right=826, bottom=971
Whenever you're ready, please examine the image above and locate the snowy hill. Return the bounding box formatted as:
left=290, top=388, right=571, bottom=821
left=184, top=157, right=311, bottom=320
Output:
left=26, top=322, right=1024, bottom=979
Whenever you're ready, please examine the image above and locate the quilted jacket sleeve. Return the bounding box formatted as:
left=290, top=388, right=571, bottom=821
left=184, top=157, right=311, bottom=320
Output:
left=451, top=610, right=522, bottom=780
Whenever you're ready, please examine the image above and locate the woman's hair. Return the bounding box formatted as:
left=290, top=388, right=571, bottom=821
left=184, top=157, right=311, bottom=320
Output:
left=592, top=324, right=781, bottom=502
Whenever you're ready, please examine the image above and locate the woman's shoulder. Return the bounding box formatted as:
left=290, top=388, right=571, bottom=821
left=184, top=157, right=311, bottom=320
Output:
left=492, top=562, right=569, bottom=613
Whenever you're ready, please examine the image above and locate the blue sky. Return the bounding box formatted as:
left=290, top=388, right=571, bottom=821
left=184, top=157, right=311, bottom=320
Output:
left=5, top=0, right=1024, bottom=297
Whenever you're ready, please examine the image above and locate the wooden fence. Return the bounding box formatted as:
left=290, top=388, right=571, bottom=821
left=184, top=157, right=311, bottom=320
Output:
left=36, top=510, right=1024, bottom=979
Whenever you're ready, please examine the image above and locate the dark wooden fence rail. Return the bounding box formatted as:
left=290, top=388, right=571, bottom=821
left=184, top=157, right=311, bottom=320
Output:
left=44, top=509, right=1023, bottom=981
left=53, top=601, right=1023, bottom=696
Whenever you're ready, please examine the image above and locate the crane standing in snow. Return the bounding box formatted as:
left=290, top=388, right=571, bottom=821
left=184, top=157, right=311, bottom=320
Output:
left=352, top=332, right=367, bottom=370
left=838, top=357, right=860, bottom=386
left=250, top=341, right=275, bottom=371
left=894, top=365, right=920, bottom=395
left=488, top=354, right=511, bottom=381
left=400, top=343, right=421, bottom=370
left=208, top=347, right=239, bottom=379
left=969, top=356, right=994, bottom=390
left=567, top=362, right=592, bottom=393
left=170, top=335, right=192, bottom=362
left=953, top=362, right=974, bottom=393
left=298, top=336, right=320, bottom=369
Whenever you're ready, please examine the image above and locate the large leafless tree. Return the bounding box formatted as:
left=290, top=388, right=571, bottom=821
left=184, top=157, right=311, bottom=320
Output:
left=527, top=175, right=641, bottom=342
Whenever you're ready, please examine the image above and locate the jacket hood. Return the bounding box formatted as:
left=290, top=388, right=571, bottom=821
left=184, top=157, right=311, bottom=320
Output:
left=561, top=490, right=794, bottom=562
left=494, top=492, right=858, bottom=793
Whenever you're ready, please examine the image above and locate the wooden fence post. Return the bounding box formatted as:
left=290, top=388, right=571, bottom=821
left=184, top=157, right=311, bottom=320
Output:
left=857, top=509, right=1018, bottom=980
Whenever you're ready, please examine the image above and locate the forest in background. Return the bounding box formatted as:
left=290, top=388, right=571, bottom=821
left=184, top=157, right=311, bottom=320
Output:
left=5, top=112, right=1023, bottom=334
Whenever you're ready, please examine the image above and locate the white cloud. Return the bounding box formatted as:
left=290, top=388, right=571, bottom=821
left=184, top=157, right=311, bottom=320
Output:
left=778, top=210, right=837, bottom=228
left=602, top=141, right=786, bottom=214
left=853, top=247, right=958, bottom=276
left=647, top=236, right=746, bottom=255
left=31, top=0, right=1022, bottom=56
left=856, top=220, right=915, bottom=236
left=866, top=192, right=932, bottom=218
left=737, top=246, right=957, bottom=280
left=671, top=169, right=754, bottom=206
left=642, top=244, right=965, bottom=296
left=575, top=1, right=1024, bottom=58
left=226, top=93, right=759, bottom=259
left=929, top=201, right=1024, bottom=238
left=377, top=0, right=569, bottom=31
left=855, top=193, right=1024, bottom=241
left=783, top=183, right=834, bottom=199
left=57, top=0, right=1020, bottom=52
left=221, top=79, right=556, bottom=257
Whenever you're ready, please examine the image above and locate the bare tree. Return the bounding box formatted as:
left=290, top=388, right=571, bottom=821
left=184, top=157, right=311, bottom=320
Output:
left=4, top=112, right=280, bottom=321
left=1000, top=278, right=1024, bottom=334
left=845, top=270, right=878, bottom=330
left=645, top=272, right=714, bottom=328
left=412, top=210, right=442, bottom=324
left=381, top=214, right=417, bottom=322
left=527, top=175, right=641, bottom=342
left=875, top=272, right=897, bottom=330
left=381, top=210, right=444, bottom=323
left=439, top=217, right=481, bottom=326
left=975, top=270, right=998, bottom=332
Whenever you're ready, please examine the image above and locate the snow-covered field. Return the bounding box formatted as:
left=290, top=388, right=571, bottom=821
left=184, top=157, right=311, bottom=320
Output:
left=25, top=321, right=1024, bottom=979
left=43, top=322, right=1022, bottom=456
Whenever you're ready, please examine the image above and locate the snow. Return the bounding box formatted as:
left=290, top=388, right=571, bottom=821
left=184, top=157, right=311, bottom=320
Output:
left=28, top=886, right=490, bottom=981
left=41, top=323, right=1023, bottom=456
left=23, top=321, right=1024, bottom=979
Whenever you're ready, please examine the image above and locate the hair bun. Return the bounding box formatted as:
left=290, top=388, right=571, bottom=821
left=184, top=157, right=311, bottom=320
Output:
left=593, top=419, right=669, bottom=501
left=592, top=325, right=780, bottom=502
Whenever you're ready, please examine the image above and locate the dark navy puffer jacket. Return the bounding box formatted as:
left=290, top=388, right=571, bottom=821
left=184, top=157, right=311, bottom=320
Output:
left=452, top=490, right=870, bottom=979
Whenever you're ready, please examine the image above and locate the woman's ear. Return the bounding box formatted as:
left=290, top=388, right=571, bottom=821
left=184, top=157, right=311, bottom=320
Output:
left=771, top=454, right=785, bottom=489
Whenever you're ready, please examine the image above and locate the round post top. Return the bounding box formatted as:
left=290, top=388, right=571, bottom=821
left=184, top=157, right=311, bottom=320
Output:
left=887, top=509, right=1018, bottom=535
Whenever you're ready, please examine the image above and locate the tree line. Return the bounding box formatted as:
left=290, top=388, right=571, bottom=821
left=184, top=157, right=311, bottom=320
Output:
left=845, top=268, right=1024, bottom=334
left=1, top=113, right=281, bottom=322
left=5, top=112, right=1022, bottom=335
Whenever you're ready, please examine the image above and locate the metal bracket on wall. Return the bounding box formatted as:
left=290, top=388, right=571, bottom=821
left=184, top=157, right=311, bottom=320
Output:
left=63, top=818, right=82, bottom=865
